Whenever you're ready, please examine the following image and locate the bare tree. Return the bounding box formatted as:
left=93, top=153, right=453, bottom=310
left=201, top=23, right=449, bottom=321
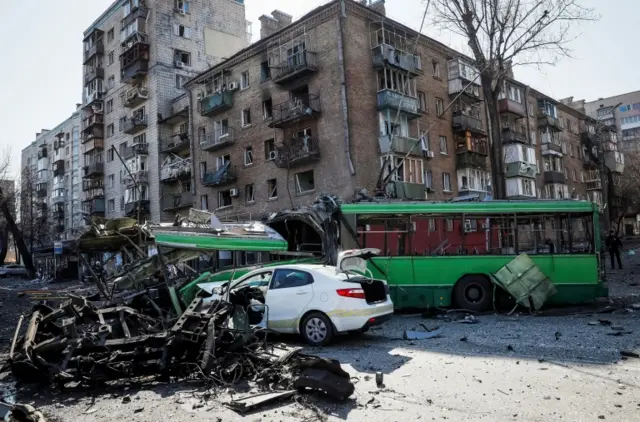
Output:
left=611, top=152, right=640, bottom=234
left=430, top=0, right=597, bottom=198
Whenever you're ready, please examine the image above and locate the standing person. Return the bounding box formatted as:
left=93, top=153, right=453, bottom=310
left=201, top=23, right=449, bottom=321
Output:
left=605, top=230, right=623, bottom=269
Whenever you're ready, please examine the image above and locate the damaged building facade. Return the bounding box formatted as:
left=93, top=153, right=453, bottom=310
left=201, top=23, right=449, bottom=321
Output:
left=184, top=0, right=624, bottom=219
left=80, top=0, right=251, bottom=223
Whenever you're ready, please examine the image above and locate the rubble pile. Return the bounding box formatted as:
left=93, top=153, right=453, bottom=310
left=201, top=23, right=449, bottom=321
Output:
left=7, top=282, right=355, bottom=412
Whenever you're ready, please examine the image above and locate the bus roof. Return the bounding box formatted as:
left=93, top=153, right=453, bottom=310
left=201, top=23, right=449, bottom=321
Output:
left=341, top=200, right=598, bottom=215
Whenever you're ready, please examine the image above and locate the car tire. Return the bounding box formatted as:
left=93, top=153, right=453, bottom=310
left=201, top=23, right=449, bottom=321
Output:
left=453, top=276, right=493, bottom=312
left=300, top=312, right=334, bottom=346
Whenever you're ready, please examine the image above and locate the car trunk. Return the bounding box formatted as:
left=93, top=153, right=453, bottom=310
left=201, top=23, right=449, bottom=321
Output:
left=341, top=276, right=388, bottom=304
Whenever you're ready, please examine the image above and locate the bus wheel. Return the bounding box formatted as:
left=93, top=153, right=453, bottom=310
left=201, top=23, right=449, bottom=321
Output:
left=453, top=276, right=493, bottom=312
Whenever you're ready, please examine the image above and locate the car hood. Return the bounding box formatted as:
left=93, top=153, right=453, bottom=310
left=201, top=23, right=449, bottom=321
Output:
left=336, top=248, right=380, bottom=274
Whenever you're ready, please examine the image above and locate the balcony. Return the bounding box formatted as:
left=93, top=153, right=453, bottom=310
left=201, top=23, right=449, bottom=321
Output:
left=377, top=135, right=423, bottom=157
left=122, top=85, right=148, bottom=108
left=543, top=171, right=566, bottom=184
left=121, top=114, right=148, bottom=134
left=199, top=91, right=233, bottom=117
left=83, top=198, right=105, bottom=216
left=120, top=42, right=150, bottom=82
left=586, top=180, right=602, bottom=190
left=52, top=194, right=67, bottom=205
left=53, top=178, right=65, bottom=190
left=121, top=142, right=149, bottom=160
left=36, top=185, right=47, bottom=198
left=161, top=158, right=191, bottom=182
left=604, top=151, right=624, bottom=173
left=83, top=91, right=105, bottom=109
left=386, top=181, right=425, bottom=200
left=122, top=171, right=148, bottom=188
left=83, top=178, right=104, bottom=192
left=159, top=106, right=189, bottom=125
left=372, top=44, right=421, bottom=75
left=541, top=142, right=563, bottom=156
left=272, top=51, right=318, bottom=85
left=456, top=150, right=488, bottom=171
left=84, top=67, right=104, bottom=85
left=452, top=112, right=486, bottom=136
left=501, top=128, right=527, bottom=144
left=53, top=209, right=65, bottom=220
left=125, top=200, right=150, bottom=218
left=82, top=127, right=105, bottom=145
left=376, top=90, right=419, bottom=119
left=505, top=162, right=537, bottom=179
left=83, top=187, right=105, bottom=201
left=83, top=41, right=104, bottom=65
left=82, top=114, right=104, bottom=132
left=81, top=138, right=104, bottom=153
left=202, top=164, right=236, bottom=187
left=162, top=192, right=194, bottom=212
left=448, top=79, right=482, bottom=101
left=270, top=94, right=322, bottom=128
left=200, top=128, right=235, bottom=152
left=37, top=148, right=48, bottom=159
left=498, top=98, right=526, bottom=118
left=121, top=3, right=148, bottom=28
left=53, top=161, right=65, bottom=177
left=83, top=162, right=104, bottom=178
left=538, top=112, right=563, bottom=131
left=160, top=133, right=190, bottom=154
left=274, top=137, right=320, bottom=168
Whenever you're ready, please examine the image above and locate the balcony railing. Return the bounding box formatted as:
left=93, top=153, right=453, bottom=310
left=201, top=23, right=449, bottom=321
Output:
left=83, top=41, right=104, bottom=64
left=83, top=162, right=104, bottom=178
left=200, top=128, right=235, bottom=152
left=376, top=90, right=419, bottom=118
left=83, top=187, right=105, bottom=201
left=274, top=137, right=321, bottom=168
left=387, top=181, right=425, bottom=200
left=604, top=151, right=624, bottom=173
left=83, top=91, right=105, bottom=108
left=81, top=138, right=104, bottom=152
left=122, top=86, right=148, bottom=108
left=456, top=151, right=488, bottom=171
left=202, top=164, right=236, bottom=187
left=199, top=91, right=233, bottom=117
left=84, top=67, right=105, bottom=85
left=377, top=135, right=424, bottom=157
left=121, top=142, right=149, bottom=159
left=271, top=51, right=318, bottom=85
left=159, top=106, right=189, bottom=125
left=501, top=128, right=527, bottom=144
left=122, top=170, right=148, bottom=187
left=83, top=178, right=104, bottom=191
left=120, top=42, right=150, bottom=82
left=543, top=171, right=566, bottom=184
left=52, top=195, right=67, bottom=205
left=270, top=93, right=322, bottom=128
left=586, top=180, right=602, bottom=190
left=505, top=162, right=537, bottom=179
left=538, top=112, right=563, bottom=131
left=82, top=114, right=104, bottom=131
left=541, top=142, right=563, bottom=155
left=161, top=158, right=191, bottom=182
left=372, top=44, right=421, bottom=75
left=498, top=98, right=526, bottom=117
left=452, top=112, right=486, bottom=135
left=82, top=127, right=105, bottom=144
left=162, top=192, right=194, bottom=212
left=121, top=114, right=148, bottom=134
left=36, top=186, right=47, bottom=198
left=125, top=200, right=150, bottom=218
left=456, top=139, right=489, bottom=155
left=83, top=198, right=105, bottom=215
left=160, top=133, right=190, bottom=154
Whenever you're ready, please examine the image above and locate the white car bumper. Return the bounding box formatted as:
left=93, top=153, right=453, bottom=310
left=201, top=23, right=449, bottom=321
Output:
left=325, top=298, right=394, bottom=333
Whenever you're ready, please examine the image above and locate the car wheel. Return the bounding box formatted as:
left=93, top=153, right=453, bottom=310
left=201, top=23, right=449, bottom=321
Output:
left=453, top=276, right=493, bottom=312
left=301, top=312, right=334, bottom=346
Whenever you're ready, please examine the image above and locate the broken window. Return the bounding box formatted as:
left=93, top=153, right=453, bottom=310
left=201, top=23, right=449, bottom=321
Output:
left=245, top=184, right=255, bottom=203
left=262, top=98, right=273, bottom=119
left=216, top=154, right=230, bottom=170
left=295, top=170, right=314, bottom=194
left=175, top=0, right=190, bottom=13
left=260, top=60, right=271, bottom=81
left=218, top=190, right=232, bottom=208
left=174, top=24, right=191, bottom=38
left=174, top=50, right=191, bottom=66
left=241, top=108, right=251, bottom=126
left=244, top=147, right=253, bottom=165
left=267, top=178, right=278, bottom=199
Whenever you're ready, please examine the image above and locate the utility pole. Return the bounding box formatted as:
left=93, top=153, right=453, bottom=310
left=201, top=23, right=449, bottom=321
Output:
left=111, top=145, right=143, bottom=244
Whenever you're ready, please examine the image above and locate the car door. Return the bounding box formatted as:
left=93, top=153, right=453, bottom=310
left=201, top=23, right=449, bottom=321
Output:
left=265, top=269, right=315, bottom=333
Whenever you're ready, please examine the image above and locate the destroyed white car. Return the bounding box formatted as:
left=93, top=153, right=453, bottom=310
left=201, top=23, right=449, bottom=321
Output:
left=198, top=249, right=394, bottom=346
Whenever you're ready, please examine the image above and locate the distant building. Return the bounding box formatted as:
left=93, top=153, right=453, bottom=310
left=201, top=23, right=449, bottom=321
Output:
left=0, top=179, right=17, bottom=263
left=582, top=90, right=640, bottom=152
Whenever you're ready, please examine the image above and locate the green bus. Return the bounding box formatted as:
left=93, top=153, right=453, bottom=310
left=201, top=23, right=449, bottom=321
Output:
left=337, top=200, right=604, bottom=311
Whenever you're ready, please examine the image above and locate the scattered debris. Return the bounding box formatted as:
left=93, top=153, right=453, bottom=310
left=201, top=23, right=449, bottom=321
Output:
left=455, top=315, right=479, bottom=324
left=7, top=403, right=47, bottom=422
left=225, top=391, right=296, bottom=414
left=403, top=327, right=443, bottom=340
left=620, top=350, right=640, bottom=359
left=375, top=372, right=384, bottom=387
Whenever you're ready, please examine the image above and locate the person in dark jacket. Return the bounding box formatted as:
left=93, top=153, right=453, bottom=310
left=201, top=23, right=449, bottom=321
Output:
left=605, top=230, right=623, bottom=269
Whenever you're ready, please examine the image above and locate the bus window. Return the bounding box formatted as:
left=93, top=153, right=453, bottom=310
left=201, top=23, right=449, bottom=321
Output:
left=569, top=215, right=594, bottom=253
left=357, top=217, right=386, bottom=251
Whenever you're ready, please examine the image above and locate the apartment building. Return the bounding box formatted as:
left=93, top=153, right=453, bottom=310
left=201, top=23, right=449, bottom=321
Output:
left=185, top=0, right=497, bottom=219
left=20, top=109, right=83, bottom=247
left=80, top=0, right=250, bottom=222
left=581, top=90, right=640, bottom=152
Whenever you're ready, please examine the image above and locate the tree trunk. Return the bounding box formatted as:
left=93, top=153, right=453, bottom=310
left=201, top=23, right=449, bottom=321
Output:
left=481, top=78, right=505, bottom=199
left=0, top=188, right=36, bottom=277
left=0, top=224, right=8, bottom=265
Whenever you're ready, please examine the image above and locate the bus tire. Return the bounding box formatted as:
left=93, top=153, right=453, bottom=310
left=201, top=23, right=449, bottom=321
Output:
left=453, top=276, right=493, bottom=312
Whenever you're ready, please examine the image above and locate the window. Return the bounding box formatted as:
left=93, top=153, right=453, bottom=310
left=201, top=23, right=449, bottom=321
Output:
left=418, top=91, right=426, bottom=112
left=107, top=149, right=114, bottom=162
left=270, top=269, right=313, bottom=289
left=295, top=170, right=315, bottom=194
left=436, top=98, right=444, bottom=116
left=108, top=76, right=115, bottom=89
left=244, top=146, right=253, bottom=165
left=216, top=154, right=230, bottom=169
left=174, top=24, right=191, bottom=38
left=442, top=172, right=452, bottom=191
left=120, top=196, right=125, bottom=210
left=108, top=51, right=114, bottom=65
left=267, top=178, right=278, bottom=199
left=175, top=0, right=190, bottom=13
left=439, top=136, right=448, bottom=154
left=265, top=139, right=276, bottom=160
left=241, top=108, right=251, bottom=126
left=424, top=169, right=433, bottom=189
left=569, top=144, right=574, bottom=157
left=260, top=61, right=271, bottom=81
left=199, top=161, right=207, bottom=178
left=107, top=28, right=114, bottom=43
left=176, top=74, right=188, bottom=89
left=432, top=60, right=441, bottom=77
left=262, top=98, right=273, bottom=119
left=241, top=71, right=250, bottom=89
left=530, top=130, right=536, bottom=145
left=174, top=50, right=191, bottom=66
left=108, top=174, right=115, bottom=188
left=245, top=184, right=255, bottom=203
left=428, top=218, right=436, bottom=232
left=446, top=219, right=453, bottom=232
left=572, top=168, right=577, bottom=181
left=218, top=190, right=232, bottom=208
left=567, top=119, right=572, bottom=132
left=65, top=146, right=70, bottom=155
left=528, top=101, right=534, bottom=116
left=523, top=179, right=534, bottom=196
left=415, top=53, right=422, bottom=70
left=200, top=194, right=208, bottom=210
left=106, top=99, right=113, bottom=114
left=108, top=199, right=115, bottom=212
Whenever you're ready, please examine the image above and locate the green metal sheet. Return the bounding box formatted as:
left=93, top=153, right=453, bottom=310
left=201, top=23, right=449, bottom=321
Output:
left=152, top=230, right=288, bottom=252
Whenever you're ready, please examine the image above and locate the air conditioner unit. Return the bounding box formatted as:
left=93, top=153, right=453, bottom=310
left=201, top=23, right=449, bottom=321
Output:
left=229, top=188, right=239, bottom=197
left=424, top=150, right=435, bottom=159
left=228, top=81, right=239, bottom=91
left=175, top=61, right=184, bottom=68
left=268, top=150, right=277, bottom=160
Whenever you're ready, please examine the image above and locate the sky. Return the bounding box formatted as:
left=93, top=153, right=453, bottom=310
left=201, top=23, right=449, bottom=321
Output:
left=0, top=0, right=637, bottom=178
